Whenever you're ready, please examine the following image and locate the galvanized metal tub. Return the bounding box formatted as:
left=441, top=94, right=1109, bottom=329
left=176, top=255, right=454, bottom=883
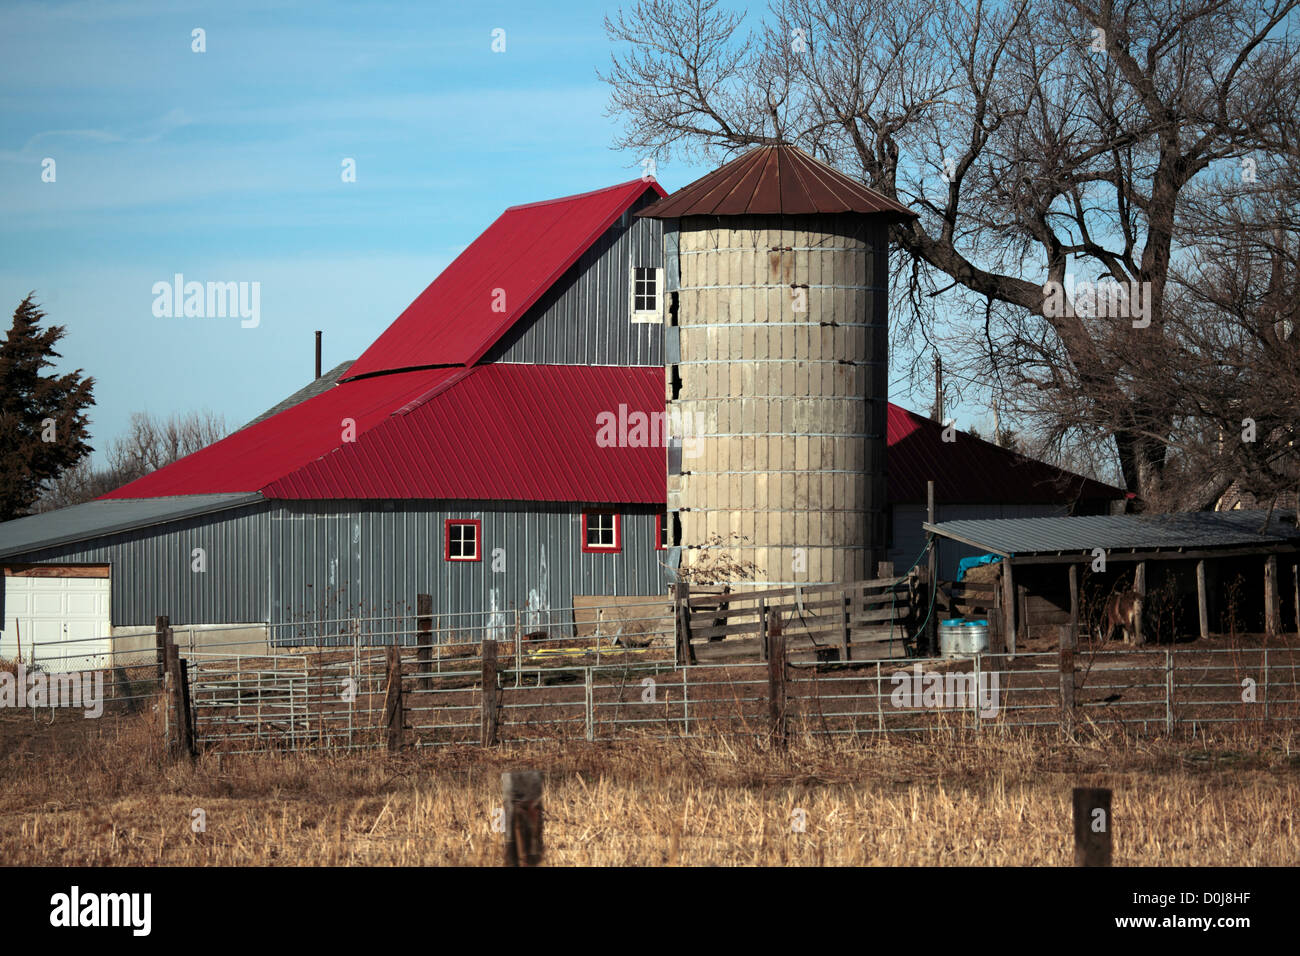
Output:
left=939, top=619, right=990, bottom=657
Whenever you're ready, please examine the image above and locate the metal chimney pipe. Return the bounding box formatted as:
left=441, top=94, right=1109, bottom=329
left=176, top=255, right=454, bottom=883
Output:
left=315, top=331, right=322, bottom=379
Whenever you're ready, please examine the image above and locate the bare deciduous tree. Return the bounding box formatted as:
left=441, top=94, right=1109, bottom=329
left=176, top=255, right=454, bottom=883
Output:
left=602, top=0, right=1300, bottom=508
left=35, top=409, right=228, bottom=511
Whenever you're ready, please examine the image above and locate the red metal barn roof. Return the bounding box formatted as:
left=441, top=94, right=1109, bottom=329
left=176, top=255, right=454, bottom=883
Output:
left=636, top=144, right=916, bottom=220
left=263, top=365, right=666, bottom=502
left=103, top=369, right=454, bottom=498
left=103, top=366, right=665, bottom=504
left=885, top=404, right=1124, bottom=506
left=343, top=179, right=666, bottom=379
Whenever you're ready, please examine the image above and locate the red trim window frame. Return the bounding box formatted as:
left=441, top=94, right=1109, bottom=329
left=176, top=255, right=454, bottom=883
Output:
left=444, top=519, right=482, bottom=562
left=582, top=511, right=621, bottom=553
left=654, top=513, right=668, bottom=550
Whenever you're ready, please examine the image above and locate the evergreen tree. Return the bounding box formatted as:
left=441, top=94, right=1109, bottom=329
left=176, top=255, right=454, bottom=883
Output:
left=0, top=294, right=95, bottom=519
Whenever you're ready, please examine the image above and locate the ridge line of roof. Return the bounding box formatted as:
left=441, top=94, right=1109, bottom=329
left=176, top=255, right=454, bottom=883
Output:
left=505, top=178, right=656, bottom=211
left=394, top=366, right=479, bottom=414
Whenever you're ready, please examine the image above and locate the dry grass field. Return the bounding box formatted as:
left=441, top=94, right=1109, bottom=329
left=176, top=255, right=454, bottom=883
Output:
left=2, top=701, right=1298, bottom=866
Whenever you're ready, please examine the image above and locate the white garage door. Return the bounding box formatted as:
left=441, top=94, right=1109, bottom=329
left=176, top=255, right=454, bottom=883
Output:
left=1, top=571, right=111, bottom=672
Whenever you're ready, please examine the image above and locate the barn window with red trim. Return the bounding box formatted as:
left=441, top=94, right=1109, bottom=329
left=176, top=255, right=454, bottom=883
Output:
left=582, top=511, right=620, bottom=552
left=444, top=519, right=482, bottom=562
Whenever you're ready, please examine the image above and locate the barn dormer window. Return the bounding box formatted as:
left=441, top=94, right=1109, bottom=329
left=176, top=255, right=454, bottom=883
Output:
left=631, top=266, right=663, bottom=323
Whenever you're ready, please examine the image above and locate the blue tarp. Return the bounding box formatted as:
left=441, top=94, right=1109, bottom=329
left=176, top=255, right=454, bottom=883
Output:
left=957, top=553, right=1003, bottom=582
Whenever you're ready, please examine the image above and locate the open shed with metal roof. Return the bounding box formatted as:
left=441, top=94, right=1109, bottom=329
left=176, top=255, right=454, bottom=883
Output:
left=924, top=510, right=1300, bottom=652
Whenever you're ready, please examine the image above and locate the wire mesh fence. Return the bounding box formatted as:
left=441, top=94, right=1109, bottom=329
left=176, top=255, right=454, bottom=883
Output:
left=184, top=641, right=1300, bottom=753
left=12, top=606, right=1295, bottom=752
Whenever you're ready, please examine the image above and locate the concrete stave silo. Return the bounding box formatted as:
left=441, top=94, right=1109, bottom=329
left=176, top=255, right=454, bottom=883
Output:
left=639, top=145, right=915, bottom=586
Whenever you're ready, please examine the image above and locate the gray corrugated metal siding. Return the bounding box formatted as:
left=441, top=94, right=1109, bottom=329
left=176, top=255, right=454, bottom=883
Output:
left=270, top=501, right=668, bottom=644
left=486, top=193, right=663, bottom=366
left=2, top=500, right=272, bottom=626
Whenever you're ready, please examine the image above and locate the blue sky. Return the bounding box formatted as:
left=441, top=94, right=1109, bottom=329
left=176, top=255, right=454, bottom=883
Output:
left=1, top=0, right=946, bottom=465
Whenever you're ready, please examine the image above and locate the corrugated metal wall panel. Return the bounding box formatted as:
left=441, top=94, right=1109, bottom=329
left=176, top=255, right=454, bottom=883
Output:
left=5, top=503, right=271, bottom=627
left=269, top=501, right=668, bottom=645
left=486, top=195, right=664, bottom=367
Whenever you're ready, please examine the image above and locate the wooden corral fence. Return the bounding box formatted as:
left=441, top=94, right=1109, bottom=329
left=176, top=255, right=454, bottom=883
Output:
left=672, top=563, right=926, bottom=665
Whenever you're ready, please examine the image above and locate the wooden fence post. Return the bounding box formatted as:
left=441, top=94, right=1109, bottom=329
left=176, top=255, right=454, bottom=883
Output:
left=757, top=599, right=768, bottom=662
left=675, top=583, right=695, bottom=666
left=1165, top=649, right=1175, bottom=734
left=1072, top=787, right=1113, bottom=866
left=841, top=593, right=852, bottom=662
left=915, top=565, right=933, bottom=656
left=164, top=641, right=194, bottom=760
left=502, top=771, right=543, bottom=866
left=767, top=621, right=787, bottom=748
left=384, top=644, right=405, bottom=752
left=177, top=656, right=196, bottom=757
left=416, top=593, right=433, bottom=691
left=1059, top=625, right=1075, bottom=736
left=155, top=615, right=170, bottom=682
left=481, top=640, right=499, bottom=747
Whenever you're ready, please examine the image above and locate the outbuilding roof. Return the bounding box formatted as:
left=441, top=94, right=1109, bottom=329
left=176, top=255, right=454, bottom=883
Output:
left=636, top=144, right=916, bottom=220
left=886, top=404, right=1123, bottom=505
left=924, top=511, right=1300, bottom=559
left=0, top=493, right=262, bottom=560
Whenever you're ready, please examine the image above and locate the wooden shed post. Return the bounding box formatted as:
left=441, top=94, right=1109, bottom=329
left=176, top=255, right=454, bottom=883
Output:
left=502, top=771, right=544, bottom=866
left=1073, top=787, right=1113, bottom=866
left=1196, top=560, right=1210, bottom=640
left=991, top=571, right=1005, bottom=654
left=1289, top=564, right=1300, bottom=639
left=384, top=644, right=404, bottom=752
left=1001, top=560, right=1016, bottom=658
left=1133, top=561, right=1147, bottom=646
left=1016, top=577, right=1028, bottom=655
left=1265, top=554, right=1280, bottom=637
left=416, top=593, right=433, bottom=692
left=1293, top=563, right=1299, bottom=635
left=480, top=640, right=499, bottom=747
left=1068, top=563, right=1079, bottom=647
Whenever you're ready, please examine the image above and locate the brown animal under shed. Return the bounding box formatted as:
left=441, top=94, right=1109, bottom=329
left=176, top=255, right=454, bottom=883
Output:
left=924, top=510, right=1300, bottom=653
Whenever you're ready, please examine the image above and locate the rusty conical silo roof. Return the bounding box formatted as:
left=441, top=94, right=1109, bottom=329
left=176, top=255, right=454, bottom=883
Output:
left=636, top=143, right=916, bottom=220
